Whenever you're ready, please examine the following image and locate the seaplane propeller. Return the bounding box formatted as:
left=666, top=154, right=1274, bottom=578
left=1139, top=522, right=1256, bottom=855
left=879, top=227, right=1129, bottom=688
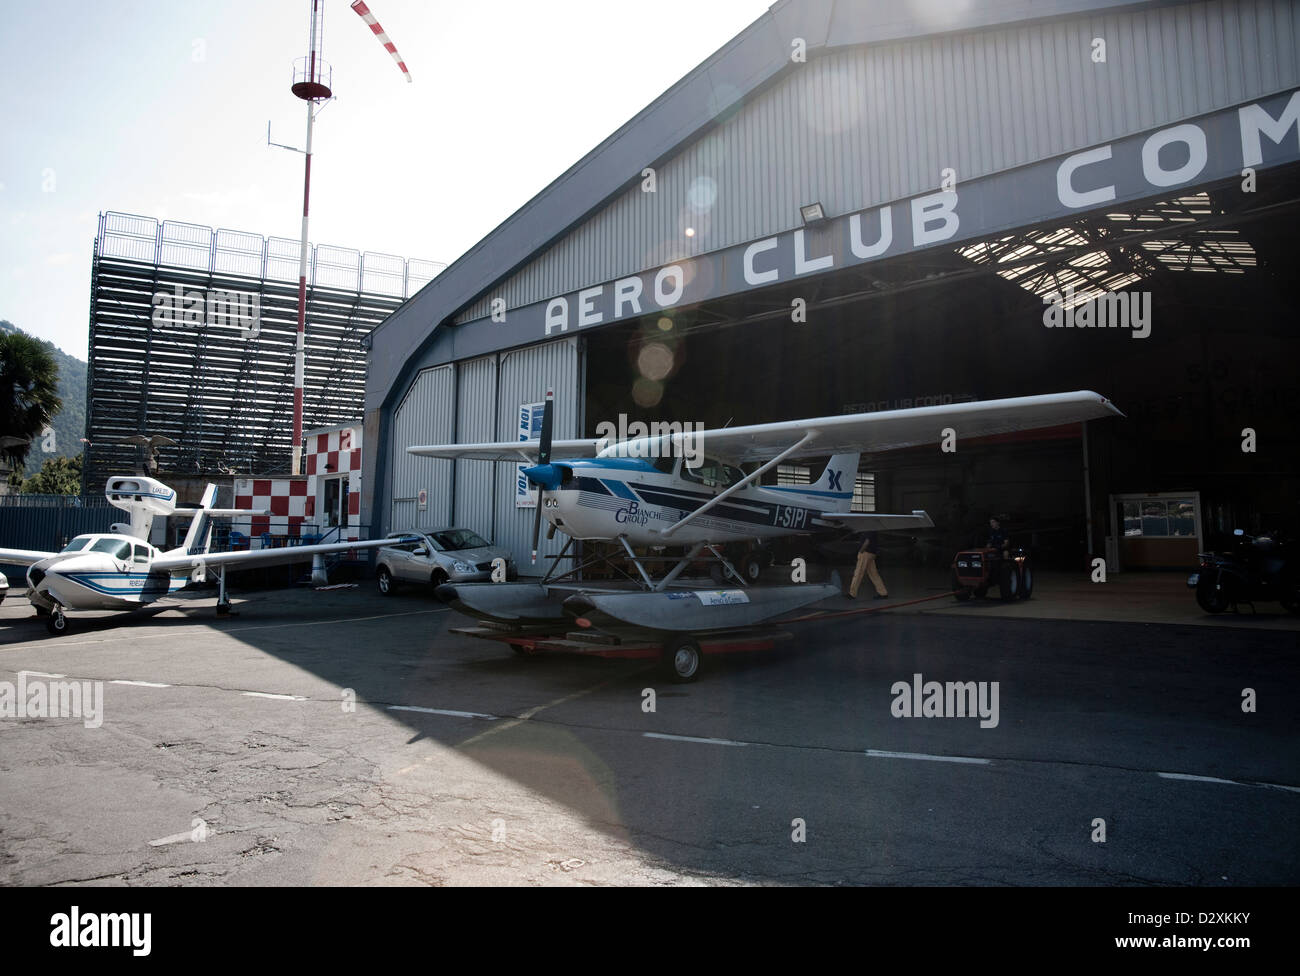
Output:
left=521, top=390, right=555, bottom=565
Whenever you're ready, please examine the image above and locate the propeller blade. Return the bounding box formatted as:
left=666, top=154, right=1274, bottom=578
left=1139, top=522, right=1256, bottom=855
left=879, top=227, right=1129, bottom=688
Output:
left=531, top=491, right=543, bottom=564
left=538, top=390, right=554, bottom=465
left=532, top=390, right=554, bottom=564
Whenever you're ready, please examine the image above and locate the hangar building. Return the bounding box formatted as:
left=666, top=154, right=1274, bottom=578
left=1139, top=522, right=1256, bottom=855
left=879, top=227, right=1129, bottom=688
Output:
left=364, top=0, right=1300, bottom=572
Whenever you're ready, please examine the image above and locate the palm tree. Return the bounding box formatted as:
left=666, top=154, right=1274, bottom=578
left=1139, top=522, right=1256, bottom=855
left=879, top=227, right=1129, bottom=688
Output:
left=0, top=331, right=62, bottom=469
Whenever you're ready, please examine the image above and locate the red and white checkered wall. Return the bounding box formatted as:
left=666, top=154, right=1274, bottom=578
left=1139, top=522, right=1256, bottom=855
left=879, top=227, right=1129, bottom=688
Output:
left=233, top=424, right=363, bottom=545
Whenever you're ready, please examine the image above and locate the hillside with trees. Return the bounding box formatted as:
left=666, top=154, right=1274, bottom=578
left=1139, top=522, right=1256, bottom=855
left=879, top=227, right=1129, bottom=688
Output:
left=0, top=319, right=85, bottom=465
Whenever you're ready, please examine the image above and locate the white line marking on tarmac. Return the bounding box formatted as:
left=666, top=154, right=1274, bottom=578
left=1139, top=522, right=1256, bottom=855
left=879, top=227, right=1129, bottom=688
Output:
left=389, top=670, right=651, bottom=775
left=148, top=831, right=204, bottom=847
left=865, top=749, right=991, bottom=765
left=47, top=609, right=449, bottom=646
left=1158, top=771, right=1239, bottom=786
left=110, top=679, right=170, bottom=688
left=18, top=670, right=65, bottom=678
left=644, top=732, right=749, bottom=747
left=388, top=705, right=498, bottom=720
left=1158, top=771, right=1300, bottom=793
left=242, top=691, right=307, bottom=701
left=452, top=672, right=645, bottom=754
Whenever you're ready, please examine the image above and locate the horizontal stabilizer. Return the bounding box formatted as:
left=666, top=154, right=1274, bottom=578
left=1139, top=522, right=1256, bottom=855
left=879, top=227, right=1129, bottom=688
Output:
left=818, top=510, right=935, bottom=531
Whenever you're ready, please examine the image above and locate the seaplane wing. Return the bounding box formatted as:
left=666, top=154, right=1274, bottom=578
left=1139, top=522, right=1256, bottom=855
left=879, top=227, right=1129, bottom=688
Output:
left=817, top=511, right=935, bottom=531
left=674, top=391, right=1123, bottom=465
left=151, top=537, right=404, bottom=574
left=405, top=391, right=1121, bottom=465
left=0, top=548, right=58, bottom=566
left=406, top=438, right=603, bottom=462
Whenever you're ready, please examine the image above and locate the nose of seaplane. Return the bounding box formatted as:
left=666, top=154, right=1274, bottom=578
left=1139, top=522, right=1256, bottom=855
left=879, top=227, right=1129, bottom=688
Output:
left=30, top=554, right=120, bottom=607
left=521, top=463, right=566, bottom=491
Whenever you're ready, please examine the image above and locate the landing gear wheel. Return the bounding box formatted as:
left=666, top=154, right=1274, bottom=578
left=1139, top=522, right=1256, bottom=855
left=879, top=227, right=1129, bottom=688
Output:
left=998, top=562, right=1019, bottom=601
left=951, top=571, right=972, bottom=601
left=662, top=636, right=703, bottom=683
left=377, top=567, right=395, bottom=596
left=1196, top=576, right=1231, bottom=614
left=743, top=555, right=764, bottom=583
left=46, top=609, right=68, bottom=635
left=710, top=562, right=741, bottom=585
left=1017, top=562, right=1034, bottom=600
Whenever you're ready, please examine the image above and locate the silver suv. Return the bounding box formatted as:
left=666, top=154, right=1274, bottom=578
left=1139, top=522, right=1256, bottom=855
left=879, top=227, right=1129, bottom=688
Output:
left=375, top=527, right=515, bottom=594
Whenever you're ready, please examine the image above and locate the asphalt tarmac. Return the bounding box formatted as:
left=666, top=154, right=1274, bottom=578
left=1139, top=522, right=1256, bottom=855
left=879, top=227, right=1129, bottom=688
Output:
left=0, top=583, right=1296, bottom=886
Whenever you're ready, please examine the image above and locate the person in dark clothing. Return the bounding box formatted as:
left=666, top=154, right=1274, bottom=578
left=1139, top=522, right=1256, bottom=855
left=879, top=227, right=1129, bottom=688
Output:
left=986, top=517, right=1009, bottom=555
left=849, top=530, right=888, bottom=599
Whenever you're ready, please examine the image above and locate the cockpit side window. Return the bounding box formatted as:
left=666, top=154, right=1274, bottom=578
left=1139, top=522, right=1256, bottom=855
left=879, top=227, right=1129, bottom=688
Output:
left=681, top=458, right=742, bottom=489
left=653, top=455, right=677, bottom=475
left=133, top=544, right=150, bottom=563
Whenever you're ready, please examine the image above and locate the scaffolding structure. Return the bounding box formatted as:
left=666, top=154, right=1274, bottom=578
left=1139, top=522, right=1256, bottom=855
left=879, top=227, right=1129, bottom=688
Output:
left=84, top=211, right=442, bottom=489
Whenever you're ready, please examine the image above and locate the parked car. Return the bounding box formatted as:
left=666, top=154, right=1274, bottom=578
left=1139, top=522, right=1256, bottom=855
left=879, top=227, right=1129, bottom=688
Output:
left=375, top=528, right=516, bottom=594
left=0, top=570, right=7, bottom=605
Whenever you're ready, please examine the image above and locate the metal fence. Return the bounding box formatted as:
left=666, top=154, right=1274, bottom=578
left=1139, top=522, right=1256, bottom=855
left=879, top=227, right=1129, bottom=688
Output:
left=0, top=494, right=114, bottom=566
left=97, top=212, right=445, bottom=298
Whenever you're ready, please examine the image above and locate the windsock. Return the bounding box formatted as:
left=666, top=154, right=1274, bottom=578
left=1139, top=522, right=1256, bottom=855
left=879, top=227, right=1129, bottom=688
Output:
left=350, top=1, right=412, bottom=82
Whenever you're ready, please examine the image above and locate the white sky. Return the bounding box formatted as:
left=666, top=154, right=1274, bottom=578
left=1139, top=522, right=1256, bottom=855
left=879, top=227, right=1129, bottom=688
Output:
left=0, top=0, right=775, bottom=357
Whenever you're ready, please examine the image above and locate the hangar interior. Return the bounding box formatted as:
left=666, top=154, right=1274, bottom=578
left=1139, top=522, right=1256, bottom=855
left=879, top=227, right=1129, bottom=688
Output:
left=585, top=167, right=1300, bottom=569
left=367, top=0, right=1300, bottom=574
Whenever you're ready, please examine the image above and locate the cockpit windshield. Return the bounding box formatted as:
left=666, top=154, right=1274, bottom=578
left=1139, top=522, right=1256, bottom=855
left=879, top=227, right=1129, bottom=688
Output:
left=88, top=538, right=132, bottom=560
left=61, top=536, right=93, bottom=553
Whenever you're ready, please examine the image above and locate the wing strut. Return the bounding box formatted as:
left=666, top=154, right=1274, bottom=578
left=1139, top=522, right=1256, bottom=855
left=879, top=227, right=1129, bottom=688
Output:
left=660, top=432, right=819, bottom=539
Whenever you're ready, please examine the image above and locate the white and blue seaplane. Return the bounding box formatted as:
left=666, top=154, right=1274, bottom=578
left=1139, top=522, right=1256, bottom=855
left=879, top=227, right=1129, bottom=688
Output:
left=0, top=476, right=406, bottom=634
left=408, top=390, right=1122, bottom=680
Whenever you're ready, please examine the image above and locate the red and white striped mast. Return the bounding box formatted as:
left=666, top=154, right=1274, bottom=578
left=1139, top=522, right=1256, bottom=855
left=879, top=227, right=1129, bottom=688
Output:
left=288, top=0, right=333, bottom=475
left=282, top=1, right=409, bottom=474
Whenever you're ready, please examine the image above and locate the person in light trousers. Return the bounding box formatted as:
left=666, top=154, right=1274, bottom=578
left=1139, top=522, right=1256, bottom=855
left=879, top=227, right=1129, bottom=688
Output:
left=849, top=531, right=888, bottom=600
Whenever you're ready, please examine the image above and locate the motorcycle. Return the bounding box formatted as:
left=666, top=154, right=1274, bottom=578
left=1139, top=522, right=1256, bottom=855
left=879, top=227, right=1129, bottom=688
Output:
left=1188, top=529, right=1300, bottom=614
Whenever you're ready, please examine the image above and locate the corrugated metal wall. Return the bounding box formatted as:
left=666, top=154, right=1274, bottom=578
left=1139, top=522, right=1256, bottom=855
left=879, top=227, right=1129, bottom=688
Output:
left=456, top=0, right=1299, bottom=324
left=453, top=354, right=497, bottom=540
left=390, top=366, right=454, bottom=531
left=491, top=338, right=581, bottom=570
left=386, top=341, right=582, bottom=568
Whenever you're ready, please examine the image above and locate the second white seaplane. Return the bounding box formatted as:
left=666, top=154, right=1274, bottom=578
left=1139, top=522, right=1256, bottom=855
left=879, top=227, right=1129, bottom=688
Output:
left=407, top=390, right=1123, bottom=676
left=0, top=475, right=411, bottom=634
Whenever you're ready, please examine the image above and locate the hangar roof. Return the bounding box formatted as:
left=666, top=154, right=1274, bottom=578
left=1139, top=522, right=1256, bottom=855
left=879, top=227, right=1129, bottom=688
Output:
left=366, top=0, right=1167, bottom=407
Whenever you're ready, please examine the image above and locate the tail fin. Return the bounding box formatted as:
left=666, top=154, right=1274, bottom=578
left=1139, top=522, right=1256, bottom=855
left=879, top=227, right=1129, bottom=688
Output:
left=809, top=453, right=859, bottom=513
left=180, top=484, right=219, bottom=557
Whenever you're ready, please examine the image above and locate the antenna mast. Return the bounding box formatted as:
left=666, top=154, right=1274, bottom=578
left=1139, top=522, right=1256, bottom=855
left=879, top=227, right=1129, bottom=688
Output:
left=288, top=0, right=333, bottom=475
